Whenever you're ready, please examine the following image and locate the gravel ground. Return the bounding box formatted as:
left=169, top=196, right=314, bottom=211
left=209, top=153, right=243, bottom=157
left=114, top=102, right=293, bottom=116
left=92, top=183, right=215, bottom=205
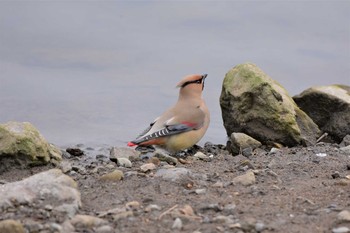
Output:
left=1, top=142, right=350, bottom=233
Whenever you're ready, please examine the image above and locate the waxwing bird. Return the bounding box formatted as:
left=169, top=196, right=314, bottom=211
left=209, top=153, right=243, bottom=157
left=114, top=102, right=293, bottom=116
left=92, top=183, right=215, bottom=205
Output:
left=127, top=74, right=210, bottom=152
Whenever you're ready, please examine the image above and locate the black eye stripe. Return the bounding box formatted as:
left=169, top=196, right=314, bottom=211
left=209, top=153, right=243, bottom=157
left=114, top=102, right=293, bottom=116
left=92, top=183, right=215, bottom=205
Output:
left=181, top=78, right=203, bottom=88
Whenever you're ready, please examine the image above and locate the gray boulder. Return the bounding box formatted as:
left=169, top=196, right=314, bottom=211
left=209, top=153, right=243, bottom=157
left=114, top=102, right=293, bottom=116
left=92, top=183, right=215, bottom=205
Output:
left=220, top=63, right=320, bottom=147
left=0, top=121, right=61, bottom=172
left=0, top=169, right=81, bottom=217
left=293, top=85, right=350, bottom=142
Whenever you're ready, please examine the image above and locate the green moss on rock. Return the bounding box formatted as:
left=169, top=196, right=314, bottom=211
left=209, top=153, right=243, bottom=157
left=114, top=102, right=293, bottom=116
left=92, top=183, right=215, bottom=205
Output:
left=0, top=122, right=62, bottom=170
left=220, top=63, right=320, bottom=147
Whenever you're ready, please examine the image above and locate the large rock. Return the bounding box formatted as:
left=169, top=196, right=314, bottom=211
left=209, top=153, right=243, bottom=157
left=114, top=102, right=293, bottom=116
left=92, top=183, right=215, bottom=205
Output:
left=0, top=121, right=61, bottom=172
left=220, top=63, right=320, bottom=147
left=0, top=169, right=81, bottom=217
left=293, top=85, right=350, bottom=142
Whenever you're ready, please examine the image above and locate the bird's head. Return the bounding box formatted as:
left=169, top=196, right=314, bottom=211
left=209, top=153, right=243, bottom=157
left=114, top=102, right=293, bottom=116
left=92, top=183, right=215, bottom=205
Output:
left=176, top=74, right=207, bottom=96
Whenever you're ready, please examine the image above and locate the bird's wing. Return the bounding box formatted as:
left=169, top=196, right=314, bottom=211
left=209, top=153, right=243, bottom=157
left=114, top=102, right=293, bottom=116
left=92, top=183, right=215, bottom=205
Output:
left=135, top=117, right=159, bottom=139
left=130, top=107, right=205, bottom=145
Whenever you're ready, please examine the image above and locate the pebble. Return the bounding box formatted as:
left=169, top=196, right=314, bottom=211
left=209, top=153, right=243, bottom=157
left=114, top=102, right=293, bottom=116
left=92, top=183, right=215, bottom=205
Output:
left=125, top=201, right=140, bottom=210
left=60, top=161, right=72, bottom=173
left=255, top=222, right=265, bottom=232
left=242, top=147, right=253, bottom=157
left=154, top=151, right=178, bottom=165
left=223, top=204, right=236, bottom=215
left=200, top=203, right=223, bottom=212
left=172, top=218, right=183, bottom=230
left=113, top=211, right=134, bottom=221
left=332, top=227, right=350, bottom=233
left=100, top=170, right=124, bottom=181
left=117, top=158, right=132, bottom=168
left=340, top=135, right=350, bottom=147
left=148, top=157, right=161, bottom=166
left=110, top=147, right=140, bottom=163
left=70, top=214, right=108, bottom=229
left=338, top=210, right=350, bottom=222
left=0, top=219, right=25, bottom=233
left=269, top=147, right=281, bottom=155
left=212, top=181, right=224, bottom=188
left=212, top=215, right=234, bottom=225
left=95, top=225, right=115, bottom=233
left=66, top=148, right=84, bottom=156
left=316, top=153, right=327, bottom=157
left=232, top=171, right=256, bottom=186
left=332, top=171, right=341, bottom=179
left=195, top=188, right=207, bottom=195
left=140, top=163, right=156, bottom=172
left=193, top=152, right=211, bottom=161
left=144, top=204, right=162, bottom=212
left=340, top=145, right=350, bottom=154
left=155, top=167, right=191, bottom=181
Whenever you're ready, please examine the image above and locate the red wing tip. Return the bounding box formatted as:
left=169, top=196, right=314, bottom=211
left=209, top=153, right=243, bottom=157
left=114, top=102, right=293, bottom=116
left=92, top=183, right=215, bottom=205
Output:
left=127, top=142, right=137, bottom=147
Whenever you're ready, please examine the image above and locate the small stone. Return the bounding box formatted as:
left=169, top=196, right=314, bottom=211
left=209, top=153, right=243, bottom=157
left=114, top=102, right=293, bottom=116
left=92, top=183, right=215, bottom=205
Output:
left=232, top=171, right=256, bottom=186
left=0, top=220, right=25, bottom=233
left=316, top=153, right=327, bottom=157
left=332, top=227, right=350, bottom=233
left=117, top=158, right=132, bottom=168
left=110, top=147, right=140, bottom=163
left=95, top=225, right=114, bottom=233
left=340, top=135, right=350, bottom=147
left=335, top=179, right=350, bottom=186
left=212, top=181, right=224, bottom=188
left=200, top=203, right=223, bottom=212
left=154, top=151, right=178, bottom=165
left=125, top=201, right=140, bottom=210
left=140, top=163, right=156, bottom=172
left=179, top=204, right=195, bottom=216
left=113, top=211, right=134, bottom=221
left=242, top=147, right=253, bottom=157
left=100, top=170, right=124, bottom=181
left=332, top=171, right=341, bottom=179
left=172, top=218, right=183, bottom=230
left=155, top=167, right=191, bottom=181
left=193, top=152, right=211, bottom=161
left=66, top=148, right=84, bottom=156
left=340, top=145, right=350, bottom=154
left=70, top=214, right=107, bottom=229
left=195, top=188, right=207, bottom=195
left=144, top=204, right=162, bottom=212
left=269, top=147, right=281, bottom=155
left=212, top=215, right=234, bottom=225
left=49, top=223, right=62, bottom=232
left=148, top=157, right=161, bottom=166
left=338, top=210, right=350, bottom=222
left=223, top=204, right=236, bottom=215
left=255, top=222, right=265, bottom=232
left=60, top=161, right=73, bottom=173
left=228, top=132, right=262, bottom=155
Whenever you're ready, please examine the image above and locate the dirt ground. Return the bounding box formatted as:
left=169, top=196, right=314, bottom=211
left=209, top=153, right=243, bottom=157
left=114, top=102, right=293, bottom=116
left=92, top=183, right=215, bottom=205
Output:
left=1, top=142, right=350, bottom=233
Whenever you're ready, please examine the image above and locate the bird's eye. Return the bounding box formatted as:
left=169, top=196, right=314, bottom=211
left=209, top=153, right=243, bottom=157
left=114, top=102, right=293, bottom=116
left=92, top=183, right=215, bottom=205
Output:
left=196, top=79, right=202, bottom=84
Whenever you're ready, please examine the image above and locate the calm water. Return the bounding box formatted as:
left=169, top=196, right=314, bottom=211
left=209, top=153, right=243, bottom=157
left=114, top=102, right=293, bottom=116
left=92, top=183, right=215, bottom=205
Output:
left=0, top=1, right=349, bottom=147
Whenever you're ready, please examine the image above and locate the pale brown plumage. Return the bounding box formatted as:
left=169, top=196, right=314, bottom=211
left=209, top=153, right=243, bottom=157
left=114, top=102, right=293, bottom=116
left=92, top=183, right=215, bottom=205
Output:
left=128, top=74, right=210, bottom=152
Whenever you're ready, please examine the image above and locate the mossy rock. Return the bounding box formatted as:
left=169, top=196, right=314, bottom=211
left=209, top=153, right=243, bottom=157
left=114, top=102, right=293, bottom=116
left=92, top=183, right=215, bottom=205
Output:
left=220, top=63, right=320, bottom=147
left=0, top=121, right=62, bottom=172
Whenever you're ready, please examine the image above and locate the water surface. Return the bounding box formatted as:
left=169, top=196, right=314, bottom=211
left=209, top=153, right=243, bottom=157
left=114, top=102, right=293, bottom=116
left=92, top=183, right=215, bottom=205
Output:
left=0, top=1, right=349, bottom=147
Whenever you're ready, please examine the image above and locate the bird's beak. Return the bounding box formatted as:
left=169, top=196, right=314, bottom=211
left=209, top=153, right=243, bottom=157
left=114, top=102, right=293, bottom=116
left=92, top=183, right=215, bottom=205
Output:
left=202, top=74, right=207, bottom=90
